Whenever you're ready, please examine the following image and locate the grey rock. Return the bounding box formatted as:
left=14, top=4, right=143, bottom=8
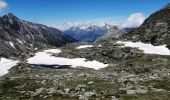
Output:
left=84, top=91, right=96, bottom=97
left=88, top=81, right=94, bottom=85
left=79, top=95, right=88, bottom=100
left=126, top=90, right=136, bottom=95
left=75, top=84, right=86, bottom=91
left=33, top=88, right=46, bottom=96
left=95, top=26, right=124, bottom=43
left=41, top=80, right=46, bottom=85
left=111, top=96, right=119, bottom=100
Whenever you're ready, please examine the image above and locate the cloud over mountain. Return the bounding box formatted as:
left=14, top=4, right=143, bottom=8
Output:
left=120, top=13, right=146, bottom=28
left=56, top=13, right=146, bottom=30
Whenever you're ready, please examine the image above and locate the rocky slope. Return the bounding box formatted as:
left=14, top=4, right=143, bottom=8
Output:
left=95, top=26, right=124, bottom=43
left=121, top=3, right=170, bottom=47
left=0, top=13, right=76, bottom=57
left=0, top=41, right=170, bottom=100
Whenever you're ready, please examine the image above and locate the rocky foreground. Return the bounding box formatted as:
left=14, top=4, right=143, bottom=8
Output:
left=0, top=41, right=170, bottom=100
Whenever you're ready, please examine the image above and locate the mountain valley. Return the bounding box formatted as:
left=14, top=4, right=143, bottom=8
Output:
left=0, top=3, right=170, bottom=100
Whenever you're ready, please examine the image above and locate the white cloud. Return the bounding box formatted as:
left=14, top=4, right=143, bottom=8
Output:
left=0, top=0, right=7, bottom=11
left=120, top=13, right=145, bottom=28
left=55, top=13, right=146, bottom=30
left=56, top=20, right=120, bottom=31
left=55, top=16, right=127, bottom=30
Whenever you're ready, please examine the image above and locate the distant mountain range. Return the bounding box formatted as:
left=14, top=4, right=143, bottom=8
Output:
left=64, top=22, right=134, bottom=42
left=0, top=13, right=76, bottom=57
left=64, top=23, right=122, bottom=42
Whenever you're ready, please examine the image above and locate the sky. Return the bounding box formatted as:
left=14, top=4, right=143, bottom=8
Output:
left=0, top=0, right=169, bottom=29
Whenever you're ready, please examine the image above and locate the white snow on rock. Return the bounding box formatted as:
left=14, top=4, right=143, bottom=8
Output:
left=9, top=42, right=15, bottom=48
left=97, top=44, right=102, bottom=47
left=77, top=45, right=94, bottom=49
left=30, top=44, right=33, bottom=47
left=35, top=47, right=38, bottom=50
left=27, top=49, right=108, bottom=70
left=0, top=58, right=19, bottom=76
left=117, top=41, right=170, bottom=55
left=17, top=39, right=22, bottom=44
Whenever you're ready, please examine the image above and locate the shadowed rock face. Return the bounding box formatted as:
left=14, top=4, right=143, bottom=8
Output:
left=121, top=3, right=170, bottom=46
left=0, top=13, right=76, bottom=57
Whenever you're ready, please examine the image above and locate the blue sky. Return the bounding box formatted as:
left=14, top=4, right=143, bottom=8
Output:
left=0, top=0, right=169, bottom=27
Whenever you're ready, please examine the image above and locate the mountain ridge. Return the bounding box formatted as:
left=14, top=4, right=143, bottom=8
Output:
left=0, top=13, right=76, bottom=57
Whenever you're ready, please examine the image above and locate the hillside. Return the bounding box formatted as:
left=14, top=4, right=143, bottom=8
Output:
left=0, top=13, right=76, bottom=57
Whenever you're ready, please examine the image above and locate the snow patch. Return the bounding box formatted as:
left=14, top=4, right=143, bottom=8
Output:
left=30, top=44, right=33, bottom=47
left=17, top=39, right=22, bottom=44
left=27, top=49, right=108, bottom=70
left=117, top=41, right=170, bottom=55
left=97, top=44, right=102, bottom=47
left=35, top=47, right=38, bottom=50
left=42, top=26, right=46, bottom=29
left=9, top=42, right=15, bottom=48
left=44, top=49, right=62, bottom=54
left=77, top=45, right=94, bottom=49
left=0, top=58, right=19, bottom=76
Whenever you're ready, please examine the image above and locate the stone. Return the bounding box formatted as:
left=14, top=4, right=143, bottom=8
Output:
left=41, top=80, right=46, bottom=85
left=152, top=88, right=167, bottom=92
left=33, top=88, right=46, bottom=96
left=48, top=87, right=57, bottom=94
left=136, top=88, right=148, bottom=94
left=111, top=96, right=119, bottom=100
left=75, top=84, right=86, bottom=91
left=84, top=91, right=96, bottom=97
left=64, top=88, right=70, bottom=93
left=126, top=90, right=136, bottom=95
left=79, top=95, right=88, bottom=100
left=88, top=81, right=94, bottom=85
